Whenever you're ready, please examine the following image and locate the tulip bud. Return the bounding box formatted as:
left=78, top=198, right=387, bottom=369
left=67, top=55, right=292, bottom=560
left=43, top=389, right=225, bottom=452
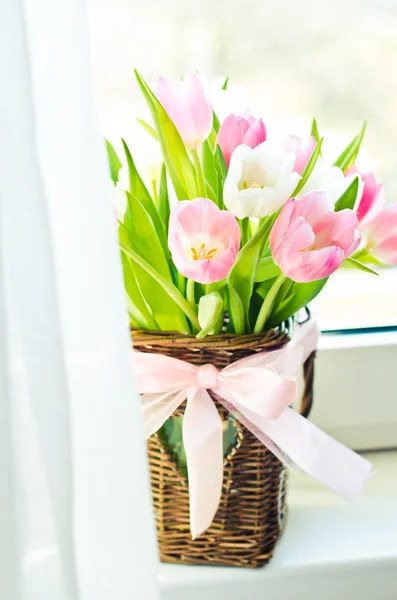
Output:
left=155, top=73, right=212, bottom=150
left=197, top=292, right=224, bottom=339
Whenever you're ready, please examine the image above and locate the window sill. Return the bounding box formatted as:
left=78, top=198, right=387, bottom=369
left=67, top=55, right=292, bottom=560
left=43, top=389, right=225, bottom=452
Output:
left=160, top=450, right=397, bottom=600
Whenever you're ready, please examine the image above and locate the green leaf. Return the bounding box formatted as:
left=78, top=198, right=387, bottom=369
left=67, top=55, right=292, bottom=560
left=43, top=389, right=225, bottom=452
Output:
left=120, top=252, right=157, bottom=329
left=119, top=223, right=194, bottom=332
left=215, top=144, right=227, bottom=182
left=208, top=113, right=221, bottom=148
left=227, top=215, right=276, bottom=333
left=124, top=191, right=172, bottom=280
left=214, top=144, right=227, bottom=209
left=266, top=278, right=329, bottom=328
left=255, top=278, right=276, bottom=300
left=226, top=284, right=245, bottom=334
left=221, top=76, right=229, bottom=90
left=254, top=274, right=286, bottom=332
left=333, top=120, right=367, bottom=173
left=136, top=118, right=158, bottom=140
left=255, top=257, right=282, bottom=282
left=158, top=164, right=170, bottom=233
left=351, top=249, right=384, bottom=266
left=202, top=140, right=219, bottom=204
left=290, top=137, right=323, bottom=198
left=334, top=176, right=359, bottom=211
left=105, top=139, right=122, bottom=184
left=343, top=257, right=378, bottom=275
left=121, top=139, right=169, bottom=259
left=213, top=112, right=220, bottom=131
left=135, top=70, right=198, bottom=200
left=311, top=118, right=320, bottom=145
left=196, top=292, right=224, bottom=339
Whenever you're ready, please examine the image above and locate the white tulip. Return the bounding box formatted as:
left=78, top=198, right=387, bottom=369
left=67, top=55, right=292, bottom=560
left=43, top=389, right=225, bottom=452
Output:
left=299, top=161, right=364, bottom=205
left=223, top=141, right=301, bottom=219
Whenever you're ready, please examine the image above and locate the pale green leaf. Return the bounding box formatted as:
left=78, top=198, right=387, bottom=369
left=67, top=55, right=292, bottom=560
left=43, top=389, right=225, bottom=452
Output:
left=311, top=118, right=320, bottom=145
left=136, top=118, right=158, bottom=140
left=105, top=139, right=122, bottom=184
left=334, top=176, right=359, bottom=212
left=343, top=257, right=378, bottom=275
left=333, top=120, right=367, bottom=173
left=121, top=139, right=169, bottom=259
left=290, top=137, right=323, bottom=198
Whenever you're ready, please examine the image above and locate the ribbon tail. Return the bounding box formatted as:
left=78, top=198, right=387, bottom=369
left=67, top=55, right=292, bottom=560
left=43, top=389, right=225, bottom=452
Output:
left=238, top=402, right=372, bottom=501
left=183, top=388, right=223, bottom=539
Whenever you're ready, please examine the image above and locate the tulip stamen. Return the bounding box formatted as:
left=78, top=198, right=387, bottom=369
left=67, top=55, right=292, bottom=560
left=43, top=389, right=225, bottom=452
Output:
left=241, top=179, right=264, bottom=190
left=190, top=243, right=218, bottom=261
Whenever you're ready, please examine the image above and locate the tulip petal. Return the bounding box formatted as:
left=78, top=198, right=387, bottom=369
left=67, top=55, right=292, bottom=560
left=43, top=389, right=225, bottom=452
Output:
left=282, top=246, right=344, bottom=283
left=155, top=73, right=212, bottom=150
left=271, top=191, right=361, bottom=283
left=243, top=119, right=266, bottom=149
left=314, top=209, right=360, bottom=255
left=168, top=198, right=240, bottom=284
left=185, top=73, right=213, bottom=146
left=366, top=205, right=397, bottom=265
left=269, top=198, right=296, bottom=259
left=224, top=141, right=300, bottom=219
left=284, top=135, right=316, bottom=175
left=217, top=115, right=242, bottom=166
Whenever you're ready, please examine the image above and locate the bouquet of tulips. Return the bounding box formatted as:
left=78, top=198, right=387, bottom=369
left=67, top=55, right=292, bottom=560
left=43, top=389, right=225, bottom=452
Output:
left=107, top=71, right=396, bottom=338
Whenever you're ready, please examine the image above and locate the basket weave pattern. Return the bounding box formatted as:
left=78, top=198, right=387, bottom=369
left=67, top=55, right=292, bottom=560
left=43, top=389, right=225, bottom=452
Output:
left=132, top=325, right=315, bottom=568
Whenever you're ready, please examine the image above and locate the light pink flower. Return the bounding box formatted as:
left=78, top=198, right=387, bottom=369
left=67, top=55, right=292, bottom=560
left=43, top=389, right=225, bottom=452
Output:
left=168, top=198, right=240, bottom=284
left=217, top=112, right=266, bottom=166
left=283, top=135, right=316, bottom=175
left=346, top=166, right=384, bottom=226
left=270, top=191, right=361, bottom=283
left=154, top=73, right=212, bottom=150
left=364, top=205, right=397, bottom=265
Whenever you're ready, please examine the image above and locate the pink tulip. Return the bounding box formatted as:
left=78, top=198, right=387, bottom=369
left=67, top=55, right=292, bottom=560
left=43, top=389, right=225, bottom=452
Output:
left=270, top=191, right=361, bottom=283
left=346, top=166, right=384, bottom=226
left=364, top=205, right=397, bottom=265
left=154, top=73, right=212, bottom=150
left=217, top=112, right=267, bottom=166
left=283, top=135, right=316, bottom=175
left=168, top=198, right=240, bottom=284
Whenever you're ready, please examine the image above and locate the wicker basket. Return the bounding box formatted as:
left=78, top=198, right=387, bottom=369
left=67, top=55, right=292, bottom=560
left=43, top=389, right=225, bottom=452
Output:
left=132, top=321, right=315, bottom=568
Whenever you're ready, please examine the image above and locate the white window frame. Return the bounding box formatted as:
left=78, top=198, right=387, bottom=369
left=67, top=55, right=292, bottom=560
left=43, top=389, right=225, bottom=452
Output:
left=305, top=329, right=397, bottom=451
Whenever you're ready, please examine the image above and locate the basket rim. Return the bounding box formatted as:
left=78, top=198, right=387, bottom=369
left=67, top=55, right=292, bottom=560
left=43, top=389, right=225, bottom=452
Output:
left=131, top=318, right=294, bottom=348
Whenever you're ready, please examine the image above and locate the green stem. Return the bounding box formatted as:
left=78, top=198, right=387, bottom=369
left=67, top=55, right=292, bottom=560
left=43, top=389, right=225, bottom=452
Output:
left=205, top=280, right=226, bottom=295
left=187, top=279, right=196, bottom=309
left=239, top=217, right=250, bottom=247
left=254, top=274, right=286, bottom=333
left=192, top=148, right=206, bottom=197
left=120, top=242, right=200, bottom=331
left=176, top=271, right=187, bottom=295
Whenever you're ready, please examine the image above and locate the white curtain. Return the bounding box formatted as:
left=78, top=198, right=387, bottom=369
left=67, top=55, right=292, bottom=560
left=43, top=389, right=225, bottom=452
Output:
left=0, top=1, right=160, bottom=599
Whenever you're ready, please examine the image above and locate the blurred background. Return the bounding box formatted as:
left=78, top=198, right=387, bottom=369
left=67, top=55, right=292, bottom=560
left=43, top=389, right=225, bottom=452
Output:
left=87, top=0, right=397, bottom=329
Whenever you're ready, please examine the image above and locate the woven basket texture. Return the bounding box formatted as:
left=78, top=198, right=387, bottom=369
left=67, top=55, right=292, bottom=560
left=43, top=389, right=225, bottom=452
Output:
left=132, top=323, right=315, bottom=568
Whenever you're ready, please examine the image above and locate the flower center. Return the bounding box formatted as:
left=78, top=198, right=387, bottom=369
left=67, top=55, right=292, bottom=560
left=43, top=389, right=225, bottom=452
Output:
left=191, top=242, right=218, bottom=261
left=241, top=179, right=264, bottom=190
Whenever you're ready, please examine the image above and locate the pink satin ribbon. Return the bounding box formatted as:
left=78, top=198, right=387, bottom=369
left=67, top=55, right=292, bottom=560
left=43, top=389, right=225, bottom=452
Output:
left=133, top=319, right=372, bottom=539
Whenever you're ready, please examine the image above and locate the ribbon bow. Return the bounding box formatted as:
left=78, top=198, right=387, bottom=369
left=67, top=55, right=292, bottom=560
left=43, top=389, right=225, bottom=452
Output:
left=134, top=319, right=372, bottom=539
